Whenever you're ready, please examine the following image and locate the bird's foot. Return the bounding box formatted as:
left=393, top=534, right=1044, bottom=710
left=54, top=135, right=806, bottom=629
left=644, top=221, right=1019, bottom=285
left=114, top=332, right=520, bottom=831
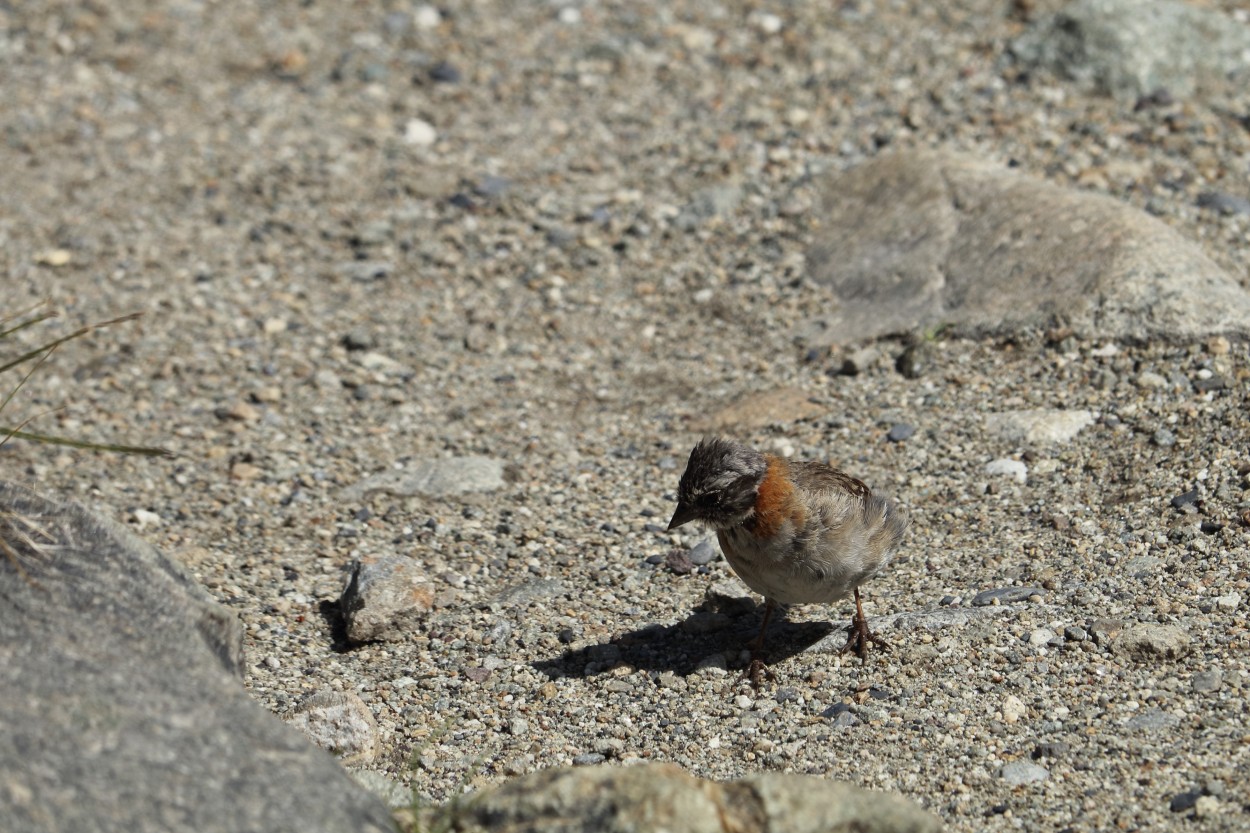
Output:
left=839, top=614, right=887, bottom=662
left=739, top=655, right=776, bottom=690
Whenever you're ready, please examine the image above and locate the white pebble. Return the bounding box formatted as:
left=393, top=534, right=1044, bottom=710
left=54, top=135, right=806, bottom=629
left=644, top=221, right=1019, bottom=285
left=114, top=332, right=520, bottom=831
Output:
left=404, top=118, right=437, bottom=146
left=413, top=5, right=441, bottom=30
left=985, top=458, right=1027, bottom=484
left=1002, top=694, right=1027, bottom=724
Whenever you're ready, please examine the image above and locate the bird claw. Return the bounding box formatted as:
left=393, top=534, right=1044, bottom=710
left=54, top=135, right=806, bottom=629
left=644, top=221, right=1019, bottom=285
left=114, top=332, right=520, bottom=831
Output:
left=839, top=615, right=887, bottom=662
left=740, top=656, right=776, bottom=690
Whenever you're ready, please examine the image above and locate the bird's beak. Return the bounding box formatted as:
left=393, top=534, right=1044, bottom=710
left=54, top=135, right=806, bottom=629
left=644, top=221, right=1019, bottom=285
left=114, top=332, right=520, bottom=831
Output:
left=667, top=502, right=697, bottom=530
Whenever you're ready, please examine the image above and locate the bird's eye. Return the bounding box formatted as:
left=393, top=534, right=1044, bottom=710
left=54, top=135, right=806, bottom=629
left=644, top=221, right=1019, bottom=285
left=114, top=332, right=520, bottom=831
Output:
left=697, top=491, right=719, bottom=507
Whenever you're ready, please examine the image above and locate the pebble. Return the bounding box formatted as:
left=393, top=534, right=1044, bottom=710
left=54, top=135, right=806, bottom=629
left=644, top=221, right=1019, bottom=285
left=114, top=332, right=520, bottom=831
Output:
left=887, top=423, right=916, bottom=443
left=687, top=539, right=720, bottom=566
left=404, top=118, right=438, bottom=146
left=1114, top=623, right=1191, bottom=660
left=1002, top=694, right=1027, bottom=724
left=285, top=690, right=379, bottom=764
left=1124, top=708, right=1180, bottom=732
left=1000, top=761, right=1049, bottom=786
left=1191, top=670, right=1223, bottom=693
left=1027, top=628, right=1054, bottom=647
left=972, top=587, right=1044, bottom=606
left=984, top=459, right=1028, bottom=484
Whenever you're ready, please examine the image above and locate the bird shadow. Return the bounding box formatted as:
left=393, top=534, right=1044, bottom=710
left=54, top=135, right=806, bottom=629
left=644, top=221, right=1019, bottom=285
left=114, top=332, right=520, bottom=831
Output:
left=531, top=600, right=837, bottom=680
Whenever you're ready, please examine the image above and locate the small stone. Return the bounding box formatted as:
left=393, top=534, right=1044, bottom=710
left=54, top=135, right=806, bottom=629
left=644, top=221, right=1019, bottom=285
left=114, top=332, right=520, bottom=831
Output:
left=1191, top=670, right=1223, bottom=692
left=1031, top=741, right=1069, bottom=759
left=1002, top=695, right=1027, bottom=724
left=1152, top=428, right=1176, bottom=448
left=572, top=753, right=605, bottom=766
left=463, top=667, right=491, bottom=683
left=1088, top=618, right=1124, bottom=647
left=35, top=249, right=73, bottom=266
left=1193, top=796, right=1222, bottom=819
left=217, top=401, right=261, bottom=422
left=428, top=61, right=461, bottom=83
left=687, top=539, right=719, bottom=566
left=508, top=718, right=529, bottom=736
left=285, top=689, right=379, bottom=765
left=1027, top=628, right=1054, bottom=647
left=985, top=459, right=1028, bottom=484
left=1000, top=761, right=1048, bottom=785
left=748, top=10, right=784, bottom=34
left=1135, top=371, right=1169, bottom=389
left=1170, top=489, right=1200, bottom=509
left=972, top=587, right=1044, bottom=606
left=665, top=550, right=695, bottom=575
left=404, top=118, right=437, bottom=146
left=1214, top=593, right=1241, bottom=611
left=1196, top=191, right=1250, bottom=216
left=1064, top=625, right=1087, bottom=642
left=339, top=556, right=435, bottom=643
left=342, top=327, right=376, bottom=351
left=1124, top=708, right=1180, bottom=732
left=1114, top=623, right=1191, bottom=659
left=413, top=4, right=441, bottom=29
left=887, top=423, right=916, bottom=443
left=1170, top=788, right=1203, bottom=813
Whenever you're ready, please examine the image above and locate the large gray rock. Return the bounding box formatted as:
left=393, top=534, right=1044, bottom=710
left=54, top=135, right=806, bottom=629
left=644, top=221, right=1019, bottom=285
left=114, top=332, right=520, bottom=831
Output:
left=0, top=482, right=394, bottom=833
left=420, top=762, right=940, bottom=833
left=1012, top=0, right=1250, bottom=100
left=805, top=149, right=1250, bottom=344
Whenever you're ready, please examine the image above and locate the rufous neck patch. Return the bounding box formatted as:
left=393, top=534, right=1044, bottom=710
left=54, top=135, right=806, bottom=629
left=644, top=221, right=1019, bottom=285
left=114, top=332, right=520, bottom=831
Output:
left=748, top=456, right=804, bottom=539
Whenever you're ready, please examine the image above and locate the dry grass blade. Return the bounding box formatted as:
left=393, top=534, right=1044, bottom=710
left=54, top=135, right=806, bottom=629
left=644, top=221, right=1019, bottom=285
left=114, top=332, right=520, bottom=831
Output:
left=0, top=308, right=172, bottom=458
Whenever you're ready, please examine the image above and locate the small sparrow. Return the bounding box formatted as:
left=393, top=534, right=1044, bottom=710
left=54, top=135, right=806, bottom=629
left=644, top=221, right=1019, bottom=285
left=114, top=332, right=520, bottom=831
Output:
left=667, top=436, right=907, bottom=681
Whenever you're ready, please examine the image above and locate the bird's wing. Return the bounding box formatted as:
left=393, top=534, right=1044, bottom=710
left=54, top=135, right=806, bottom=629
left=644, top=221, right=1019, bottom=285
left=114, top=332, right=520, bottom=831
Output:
left=786, top=460, right=872, bottom=499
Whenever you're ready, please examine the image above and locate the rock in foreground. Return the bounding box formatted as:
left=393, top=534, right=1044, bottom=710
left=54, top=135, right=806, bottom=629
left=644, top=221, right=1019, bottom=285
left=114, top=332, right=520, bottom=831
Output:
left=0, top=482, right=393, bottom=833
left=419, top=762, right=941, bottom=833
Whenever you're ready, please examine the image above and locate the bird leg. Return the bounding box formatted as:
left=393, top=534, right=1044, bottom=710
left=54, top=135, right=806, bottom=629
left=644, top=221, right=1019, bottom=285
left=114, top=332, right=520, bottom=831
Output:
left=839, top=587, right=887, bottom=662
left=741, top=598, right=777, bottom=689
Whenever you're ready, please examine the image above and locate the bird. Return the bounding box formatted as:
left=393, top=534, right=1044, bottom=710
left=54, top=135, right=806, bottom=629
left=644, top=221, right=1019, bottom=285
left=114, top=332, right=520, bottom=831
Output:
left=667, top=436, right=907, bottom=683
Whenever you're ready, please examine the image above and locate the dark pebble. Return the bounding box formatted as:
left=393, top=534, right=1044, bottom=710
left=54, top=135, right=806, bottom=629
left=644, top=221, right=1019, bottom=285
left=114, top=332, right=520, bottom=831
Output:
left=1192, top=375, right=1228, bottom=393
left=1031, top=741, right=1069, bottom=759
left=1064, top=625, right=1087, bottom=642
left=557, top=628, right=577, bottom=644
left=644, top=554, right=664, bottom=565
left=887, top=423, right=916, bottom=442
left=1170, top=489, right=1200, bottom=509
left=821, top=702, right=851, bottom=718
left=939, top=595, right=957, bottom=606
left=971, top=587, right=1044, bottom=606
left=1200, top=520, right=1224, bottom=535
left=1170, top=788, right=1203, bottom=813
left=428, top=60, right=462, bottom=83
left=774, top=687, right=800, bottom=703
left=1195, top=191, right=1250, bottom=216
left=643, top=523, right=666, bottom=533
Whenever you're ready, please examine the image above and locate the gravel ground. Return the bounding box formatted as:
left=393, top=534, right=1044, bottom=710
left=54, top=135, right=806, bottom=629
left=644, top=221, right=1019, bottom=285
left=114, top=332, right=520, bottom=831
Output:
left=3, top=1, right=1249, bottom=830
